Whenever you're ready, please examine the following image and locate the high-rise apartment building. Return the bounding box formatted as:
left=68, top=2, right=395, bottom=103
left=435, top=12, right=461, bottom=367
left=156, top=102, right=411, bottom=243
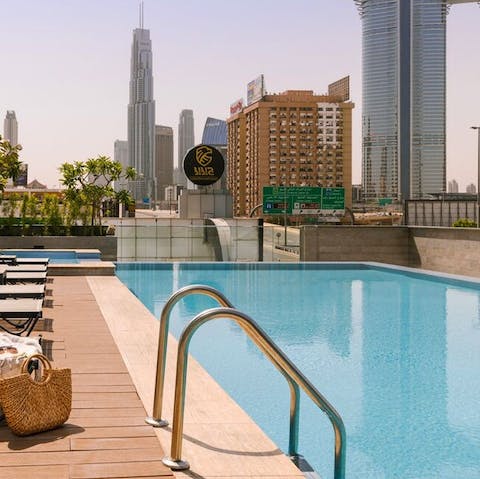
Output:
left=127, top=12, right=155, bottom=204
left=177, top=109, right=194, bottom=188
left=355, top=0, right=478, bottom=201
left=448, top=179, right=459, bottom=193
left=3, top=111, right=18, bottom=146
left=114, top=140, right=129, bottom=192
left=227, top=88, right=354, bottom=217
left=155, top=125, right=173, bottom=201
left=114, top=140, right=128, bottom=169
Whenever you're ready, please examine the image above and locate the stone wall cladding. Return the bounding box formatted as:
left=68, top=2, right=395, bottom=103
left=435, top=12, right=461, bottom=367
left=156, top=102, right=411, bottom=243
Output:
left=301, top=226, right=410, bottom=265
left=409, top=227, right=480, bottom=278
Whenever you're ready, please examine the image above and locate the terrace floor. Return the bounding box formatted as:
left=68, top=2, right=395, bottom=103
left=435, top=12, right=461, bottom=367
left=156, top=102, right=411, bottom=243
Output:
left=0, top=275, right=304, bottom=479
left=0, top=276, right=174, bottom=479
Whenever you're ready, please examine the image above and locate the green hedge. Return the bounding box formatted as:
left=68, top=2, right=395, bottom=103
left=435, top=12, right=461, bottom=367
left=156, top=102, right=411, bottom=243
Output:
left=0, top=225, right=108, bottom=236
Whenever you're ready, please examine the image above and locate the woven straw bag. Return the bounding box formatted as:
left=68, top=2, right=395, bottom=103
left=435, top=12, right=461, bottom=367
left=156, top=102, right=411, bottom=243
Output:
left=0, top=354, right=71, bottom=436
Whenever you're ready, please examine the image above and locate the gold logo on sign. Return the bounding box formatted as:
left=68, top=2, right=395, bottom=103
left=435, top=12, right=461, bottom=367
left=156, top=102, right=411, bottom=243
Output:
left=196, top=146, right=213, bottom=167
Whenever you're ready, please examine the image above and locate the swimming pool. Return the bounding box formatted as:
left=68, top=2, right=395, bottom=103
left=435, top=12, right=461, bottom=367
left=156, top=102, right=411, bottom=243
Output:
left=116, top=262, right=480, bottom=479
left=1, top=249, right=101, bottom=264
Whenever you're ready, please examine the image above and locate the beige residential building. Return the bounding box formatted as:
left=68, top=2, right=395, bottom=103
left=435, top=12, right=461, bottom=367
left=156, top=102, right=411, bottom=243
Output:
left=227, top=88, right=354, bottom=217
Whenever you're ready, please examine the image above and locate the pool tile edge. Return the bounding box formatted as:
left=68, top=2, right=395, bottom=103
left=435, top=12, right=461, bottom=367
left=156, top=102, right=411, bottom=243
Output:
left=87, top=276, right=305, bottom=479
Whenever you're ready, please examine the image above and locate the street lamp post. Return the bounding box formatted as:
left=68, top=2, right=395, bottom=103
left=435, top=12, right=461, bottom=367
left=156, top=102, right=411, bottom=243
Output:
left=471, top=126, right=480, bottom=228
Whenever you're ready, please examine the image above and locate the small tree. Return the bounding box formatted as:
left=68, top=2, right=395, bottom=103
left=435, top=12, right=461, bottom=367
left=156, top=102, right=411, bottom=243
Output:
left=59, top=156, right=136, bottom=234
left=41, top=194, right=63, bottom=235
left=1, top=193, right=20, bottom=228
left=0, top=135, right=22, bottom=190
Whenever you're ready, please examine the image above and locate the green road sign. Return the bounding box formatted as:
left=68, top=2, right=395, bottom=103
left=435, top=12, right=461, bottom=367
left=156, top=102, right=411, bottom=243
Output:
left=378, top=197, right=393, bottom=206
left=263, top=186, right=344, bottom=215
left=262, top=186, right=292, bottom=214
left=321, top=187, right=345, bottom=212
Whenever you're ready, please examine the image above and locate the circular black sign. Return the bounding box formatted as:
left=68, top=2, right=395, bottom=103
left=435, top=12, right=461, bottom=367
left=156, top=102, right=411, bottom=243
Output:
left=183, top=144, right=224, bottom=186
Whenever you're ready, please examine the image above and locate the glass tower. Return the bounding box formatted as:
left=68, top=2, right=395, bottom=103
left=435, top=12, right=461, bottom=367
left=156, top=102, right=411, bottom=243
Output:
left=127, top=26, right=156, bottom=204
left=177, top=109, right=195, bottom=188
left=355, top=0, right=454, bottom=200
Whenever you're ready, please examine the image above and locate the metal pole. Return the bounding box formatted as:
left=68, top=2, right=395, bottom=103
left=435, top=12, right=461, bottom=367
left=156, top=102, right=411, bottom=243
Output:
left=284, top=186, right=287, bottom=246
left=472, top=127, right=480, bottom=228
left=477, top=128, right=480, bottom=228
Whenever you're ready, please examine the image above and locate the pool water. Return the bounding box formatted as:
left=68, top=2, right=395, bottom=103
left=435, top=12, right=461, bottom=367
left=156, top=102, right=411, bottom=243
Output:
left=116, top=263, right=480, bottom=479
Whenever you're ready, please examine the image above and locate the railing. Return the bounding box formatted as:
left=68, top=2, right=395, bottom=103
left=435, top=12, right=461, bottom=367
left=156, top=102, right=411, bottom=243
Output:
left=145, top=285, right=301, bottom=457
left=158, top=305, right=346, bottom=479
left=145, top=284, right=233, bottom=427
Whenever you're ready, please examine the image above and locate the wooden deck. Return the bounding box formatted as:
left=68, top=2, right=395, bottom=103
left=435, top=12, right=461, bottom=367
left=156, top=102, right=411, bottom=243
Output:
left=0, top=276, right=175, bottom=479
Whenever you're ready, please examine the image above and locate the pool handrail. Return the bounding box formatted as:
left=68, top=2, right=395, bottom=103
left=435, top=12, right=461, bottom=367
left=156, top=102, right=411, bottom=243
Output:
left=162, top=307, right=346, bottom=479
left=145, top=284, right=301, bottom=457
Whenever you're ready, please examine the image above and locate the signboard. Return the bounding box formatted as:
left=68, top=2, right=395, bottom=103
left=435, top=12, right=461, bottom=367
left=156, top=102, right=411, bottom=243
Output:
left=321, top=187, right=345, bottom=213
left=230, top=98, right=244, bottom=116
left=183, top=144, right=225, bottom=186
left=263, top=186, right=344, bottom=215
left=247, top=74, right=265, bottom=105
left=378, top=197, right=393, bottom=206
left=263, top=186, right=290, bottom=215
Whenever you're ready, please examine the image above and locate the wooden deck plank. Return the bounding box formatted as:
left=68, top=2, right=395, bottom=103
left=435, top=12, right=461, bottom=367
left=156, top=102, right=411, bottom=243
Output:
left=70, top=461, right=172, bottom=478
left=0, top=447, right=165, bottom=466
left=71, top=437, right=160, bottom=450
left=71, top=373, right=134, bottom=386
left=0, top=465, right=69, bottom=478
left=72, top=384, right=137, bottom=393
left=0, top=276, right=174, bottom=479
left=69, top=407, right=146, bottom=419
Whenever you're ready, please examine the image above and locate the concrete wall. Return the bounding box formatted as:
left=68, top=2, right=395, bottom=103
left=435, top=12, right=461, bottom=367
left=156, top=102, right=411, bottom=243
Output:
left=0, top=236, right=117, bottom=261
left=300, top=225, right=480, bottom=278
left=301, top=226, right=411, bottom=265
left=409, top=227, right=480, bottom=277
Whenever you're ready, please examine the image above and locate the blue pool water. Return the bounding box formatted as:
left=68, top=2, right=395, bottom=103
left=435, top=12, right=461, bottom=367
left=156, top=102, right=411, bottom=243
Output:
left=116, top=263, right=480, bottom=479
left=1, top=249, right=100, bottom=264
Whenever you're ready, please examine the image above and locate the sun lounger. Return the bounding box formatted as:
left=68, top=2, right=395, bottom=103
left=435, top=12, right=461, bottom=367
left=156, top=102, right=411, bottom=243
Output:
left=6, top=264, right=48, bottom=273
left=14, top=258, right=50, bottom=265
left=5, top=272, right=48, bottom=284
left=0, top=255, right=16, bottom=264
left=0, top=298, right=43, bottom=336
left=0, top=284, right=46, bottom=299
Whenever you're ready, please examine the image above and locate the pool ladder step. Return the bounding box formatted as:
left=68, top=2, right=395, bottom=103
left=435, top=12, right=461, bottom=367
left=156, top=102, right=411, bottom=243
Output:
left=145, top=284, right=346, bottom=479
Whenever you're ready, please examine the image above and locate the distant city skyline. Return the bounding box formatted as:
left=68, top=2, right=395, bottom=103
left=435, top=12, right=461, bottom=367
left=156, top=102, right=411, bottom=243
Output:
left=0, top=1, right=478, bottom=191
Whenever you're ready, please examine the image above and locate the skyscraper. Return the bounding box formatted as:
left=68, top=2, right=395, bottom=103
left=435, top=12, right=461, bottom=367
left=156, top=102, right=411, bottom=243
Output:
left=177, top=109, right=194, bottom=188
left=3, top=111, right=18, bottom=146
left=355, top=0, right=478, bottom=201
left=154, top=125, right=173, bottom=201
left=127, top=5, right=155, bottom=204
left=447, top=179, right=459, bottom=193
left=114, top=140, right=129, bottom=192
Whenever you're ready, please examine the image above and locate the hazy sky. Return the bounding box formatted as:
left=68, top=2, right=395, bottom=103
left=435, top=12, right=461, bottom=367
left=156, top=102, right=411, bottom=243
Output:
left=0, top=0, right=479, bottom=190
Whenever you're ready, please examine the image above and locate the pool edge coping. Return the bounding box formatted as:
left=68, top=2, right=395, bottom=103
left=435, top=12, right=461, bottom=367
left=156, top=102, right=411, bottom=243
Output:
left=87, top=275, right=305, bottom=479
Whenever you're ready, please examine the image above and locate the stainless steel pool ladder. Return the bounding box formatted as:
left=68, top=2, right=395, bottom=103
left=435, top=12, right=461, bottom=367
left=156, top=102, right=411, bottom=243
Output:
left=145, top=284, right=346, bottom=479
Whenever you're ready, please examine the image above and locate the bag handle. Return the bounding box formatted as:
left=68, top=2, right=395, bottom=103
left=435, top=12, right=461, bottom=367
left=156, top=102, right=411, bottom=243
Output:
left=21, top=353, right=52, bottom=375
